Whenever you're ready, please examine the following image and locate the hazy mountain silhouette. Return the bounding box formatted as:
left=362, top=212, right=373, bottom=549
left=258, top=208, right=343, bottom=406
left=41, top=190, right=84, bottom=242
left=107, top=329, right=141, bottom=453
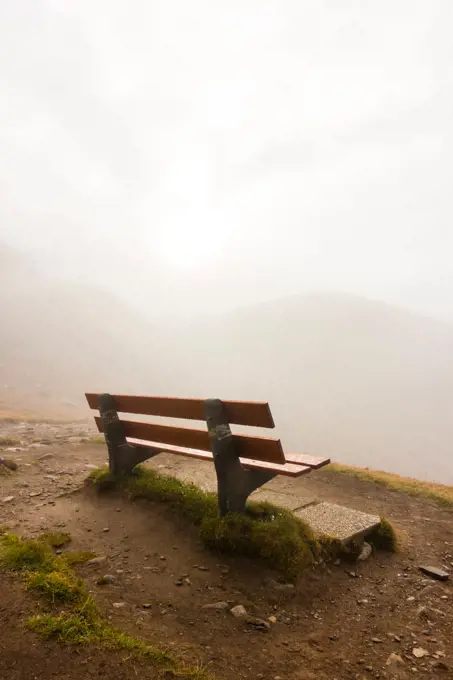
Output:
left=1, top=243, right=452, bottom=482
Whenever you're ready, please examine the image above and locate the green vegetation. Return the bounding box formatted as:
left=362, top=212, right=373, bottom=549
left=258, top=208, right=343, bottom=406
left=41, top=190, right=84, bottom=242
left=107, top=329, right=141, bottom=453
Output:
left=0, top=532, right=210, bottom=679
left=0, top=436, right=19, bottom=447
left=326, top=463, right=453, bottom=509
left=88, top=466, right=321, bottom=580
left=61, top=550, right=97, bottom=565
left=368, top=517, right=398, bottom=552
left=87, top=436, right=106, bottom=445
left=39, top=532, right=72, bottom=548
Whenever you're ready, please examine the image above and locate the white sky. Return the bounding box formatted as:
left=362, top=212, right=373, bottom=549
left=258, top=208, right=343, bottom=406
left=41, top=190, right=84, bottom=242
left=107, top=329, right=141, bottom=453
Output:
left=1, top=0, right=452, bottom=320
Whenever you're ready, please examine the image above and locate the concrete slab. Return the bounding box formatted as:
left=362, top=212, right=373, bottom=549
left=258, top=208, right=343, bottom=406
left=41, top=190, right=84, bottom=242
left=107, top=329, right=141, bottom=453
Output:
left=250, top=489, right=316, bottom=511
left=295, top=502, right=380, bottom=544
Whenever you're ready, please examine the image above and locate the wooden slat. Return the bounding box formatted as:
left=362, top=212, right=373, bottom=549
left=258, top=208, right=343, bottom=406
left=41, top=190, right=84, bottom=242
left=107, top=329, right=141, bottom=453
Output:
left=131, top=442, right=311, bottom=478
left=86, top=393, right=274, bottom=428
left=94, top=417, right=285, bottom=464
left=284, top=453, right=331, bottom=469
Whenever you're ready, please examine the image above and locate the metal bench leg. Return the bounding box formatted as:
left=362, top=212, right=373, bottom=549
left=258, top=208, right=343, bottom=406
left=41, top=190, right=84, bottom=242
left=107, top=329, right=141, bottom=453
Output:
left=98, top=393, right=160, bottom=475
left=205, top=398, right=276, bottom=516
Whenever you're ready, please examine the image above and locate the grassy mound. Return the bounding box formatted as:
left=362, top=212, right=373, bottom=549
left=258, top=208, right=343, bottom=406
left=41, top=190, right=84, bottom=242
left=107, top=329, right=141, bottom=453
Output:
left=88, top=466, right=322, bottom=580
left=326, top=464, right=453, bottom=509
left=0, top=532, right=210, bottom=679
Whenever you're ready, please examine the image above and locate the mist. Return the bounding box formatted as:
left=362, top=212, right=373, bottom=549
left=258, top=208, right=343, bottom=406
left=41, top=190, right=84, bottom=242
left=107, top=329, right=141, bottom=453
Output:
left=1, top=1, right=453, bottom=483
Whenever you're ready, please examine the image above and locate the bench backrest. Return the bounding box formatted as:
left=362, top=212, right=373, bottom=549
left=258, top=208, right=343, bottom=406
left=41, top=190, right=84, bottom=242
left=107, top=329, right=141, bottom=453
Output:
left=85, top=393, right=286, bottom=464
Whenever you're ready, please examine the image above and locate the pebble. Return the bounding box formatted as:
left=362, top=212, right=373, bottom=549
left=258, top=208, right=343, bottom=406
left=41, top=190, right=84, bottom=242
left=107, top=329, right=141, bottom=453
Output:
left=102, top=527, right=110, bottom=533
left=386, top=653, right=404, bottom=666
left=112, top=602, right=126, bottom=608
left=419, top=565, right=449, bottom=581
left=202, top=601, right=229, bottom=611
left=357, top=542, right=373, bottom=561
left=2, top=496, right=15, bottom=503
left=230, top=605, right=248, bottom=618
left=87, top=555, right=107, bottom=566
left=412, top=647, right=429, bottom=658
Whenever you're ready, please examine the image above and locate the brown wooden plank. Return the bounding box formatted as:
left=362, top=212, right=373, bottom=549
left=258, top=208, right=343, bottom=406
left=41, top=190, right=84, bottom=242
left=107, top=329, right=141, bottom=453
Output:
left=284, top=453, right=331, bottom=469
left=86, top=393, right=274, bottom=428
left=131, top=442, right=311, bottom=478
left=94, top=416, right=285, bottom=464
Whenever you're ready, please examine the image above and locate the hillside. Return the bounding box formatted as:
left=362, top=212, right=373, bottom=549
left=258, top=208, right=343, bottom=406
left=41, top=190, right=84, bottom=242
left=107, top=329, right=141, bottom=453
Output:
left=175, top=294, right=453, bottom=484
left=0, top=244, right=177, bottom=417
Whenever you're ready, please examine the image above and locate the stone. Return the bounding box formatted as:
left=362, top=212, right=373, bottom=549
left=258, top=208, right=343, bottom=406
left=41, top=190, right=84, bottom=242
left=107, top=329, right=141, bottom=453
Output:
left=96, top=574, right=115, bottom=585
left=87, top=555, right=107, bottom=566
left=358, top=542, right=373, bottom=561
left=202, top=601, right=229, bottom=611
left=142, top=603, right=152, bottom=609
left=386, top=653, right=404, bottom=666
left=266, top=578, right=295, bottom=594
left=246, top=617, right=270, bottom=632
left=102, top=527, right=110, bottom=533
left=412, top=647, right=429, bottom=659
left=295, top=503, right=380, bottom=544
left=419, top=566, right=449, bottom=581
left=2, top=496, right=15, bottom=503
left=230, top=605, right=248, bottom=618
left=112, top=602, right=126, bottom=608
left=268, top=615, right=277, bottom=624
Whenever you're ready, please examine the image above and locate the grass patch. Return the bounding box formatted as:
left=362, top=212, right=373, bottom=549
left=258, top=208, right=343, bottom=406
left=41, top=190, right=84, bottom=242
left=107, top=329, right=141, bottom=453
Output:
left=326, top=464, right=453, bottom=509
left=0, top=436, right=19, bottom=447
left=39, top=532, right=72, bottom=548
left=88, top=466, right=320, bottom=580
left=61, top=550, right=97, bottom=565
left=368, top=517, right=398, bottom=552
left=87, top=436, right=106, bottom=445
left=0, top=532, right=210, bottom=679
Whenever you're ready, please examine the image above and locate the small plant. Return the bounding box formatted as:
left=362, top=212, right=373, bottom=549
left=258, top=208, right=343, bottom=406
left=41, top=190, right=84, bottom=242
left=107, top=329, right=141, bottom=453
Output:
left=25, top=569, right=85, bottom=603
left=40, top=532, right=72, bottom=548
left=368, top=517, right=398, bottom=552
left=61, top=550, right=97, bottom=565
left=0, top=436, right=19, bottom=447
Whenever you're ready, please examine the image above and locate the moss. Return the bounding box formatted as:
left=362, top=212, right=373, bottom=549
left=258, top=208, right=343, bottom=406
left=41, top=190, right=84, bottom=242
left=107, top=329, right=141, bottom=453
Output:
left=61, top=550, right=97, bottom=565
left=1, top=532, right=211, bottom=679
left=0, top=436, right=19, bottom=447
left=87, top=437, right=106, bottom=445
left=39, top=532, right=72, bottom=548
left=368, top=517, right=397, bottom=552
left=88, top=466, right=321, bottom=580
left=325, top=464, right=453, bottom=509
left=25, top=569, right=85, bottom=603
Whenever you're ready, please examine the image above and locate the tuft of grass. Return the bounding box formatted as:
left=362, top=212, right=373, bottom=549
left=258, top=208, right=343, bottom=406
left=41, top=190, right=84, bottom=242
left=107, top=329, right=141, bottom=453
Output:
left=326, top=464, right=453, bottom=509
left=0, top=533, right=56, bottom=572
left=61, top=550, right=97, bottom=565
left=39, top=532, right=72, bottom=548
left=87, top=466, right=321, bottom=580
left=87, top=436, right=106, bottom=445
left=1, top=532, right=211, bottom=679
left=0, top=436, right=19, bottom=447
left=368, top=517, right=398, bottom=552
left=25, top=569, right=85, bottom=603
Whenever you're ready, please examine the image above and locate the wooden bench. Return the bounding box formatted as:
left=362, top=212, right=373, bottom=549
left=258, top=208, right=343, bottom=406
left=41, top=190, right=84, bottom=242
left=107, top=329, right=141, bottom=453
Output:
left=85, top=393, right=330, bottom=516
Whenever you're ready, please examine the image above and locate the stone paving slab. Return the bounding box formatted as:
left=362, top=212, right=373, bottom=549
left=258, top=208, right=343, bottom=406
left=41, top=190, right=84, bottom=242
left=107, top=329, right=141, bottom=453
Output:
left=295, top=502, right=380, bottom=544
left=250, top=489, right=316, bottom=511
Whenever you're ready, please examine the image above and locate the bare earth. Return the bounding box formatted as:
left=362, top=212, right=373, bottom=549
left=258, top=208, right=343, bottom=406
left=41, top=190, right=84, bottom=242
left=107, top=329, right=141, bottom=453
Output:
left=1, top=419, right=452, bottom=680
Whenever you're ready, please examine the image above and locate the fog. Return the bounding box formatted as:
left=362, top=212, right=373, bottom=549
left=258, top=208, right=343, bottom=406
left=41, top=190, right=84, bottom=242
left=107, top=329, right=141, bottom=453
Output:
left=1, top=1, right=453, bottom=482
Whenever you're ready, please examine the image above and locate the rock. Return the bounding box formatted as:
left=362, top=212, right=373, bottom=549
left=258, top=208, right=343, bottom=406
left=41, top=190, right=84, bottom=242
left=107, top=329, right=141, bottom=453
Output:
left=2, top=496, right=15, bottom=503
left=37, top=453, right=53, bottom=461
left=266, top=578, right=296, bottom=593
left=371, top=638, right=383, bottom=644
left=268, top=615, right=277, bottom=624
left=96, top=574, right=115, bottom=585
left=357, top=542, right=373, bottom=561
left=412, top=647, right=429, bottom=659
left=142, top=604, right=152, bottom=609
left=202, top=601, right=229, bottom=611
left=432, top=660, right=450, bottom=672
left=102, top=527, right=110, bottom=533
left=0, top=458, right=18, bottom=471
left=386, top=653, right=404, bottom=666
left=419, top=566, right=449, bottom=581
left=87, top=555, right=107, bottom=566
left=112, top=602, right=126, bottom=609
left=230, top=605, right=248, bottom=618
left=246, top=617, right=270, bottom=632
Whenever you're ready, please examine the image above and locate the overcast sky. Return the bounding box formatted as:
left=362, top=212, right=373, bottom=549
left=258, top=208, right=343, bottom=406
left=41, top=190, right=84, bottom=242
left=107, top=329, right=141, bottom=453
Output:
left=1, top=0, right=452, bottom=321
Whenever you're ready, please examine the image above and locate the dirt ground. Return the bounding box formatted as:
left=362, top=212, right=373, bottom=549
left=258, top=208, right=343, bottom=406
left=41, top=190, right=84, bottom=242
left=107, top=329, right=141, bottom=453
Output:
left=1, top=419, right=452, bottom=679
